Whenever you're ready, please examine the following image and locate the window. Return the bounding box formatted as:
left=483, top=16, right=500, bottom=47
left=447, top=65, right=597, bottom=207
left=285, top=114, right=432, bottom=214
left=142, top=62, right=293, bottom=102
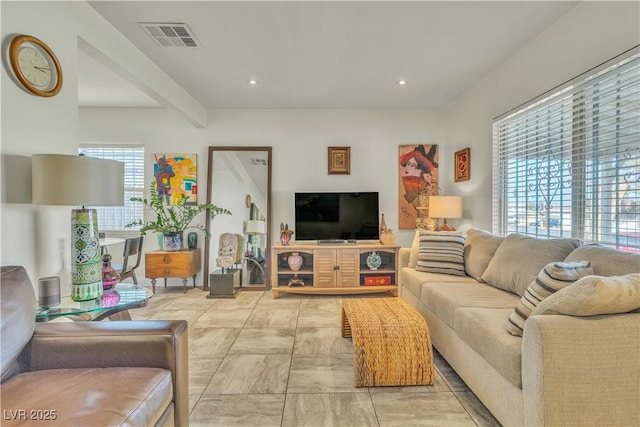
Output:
left=79, top=145, right=145, bottom=231
left=493, top=50, right=639, bottom=252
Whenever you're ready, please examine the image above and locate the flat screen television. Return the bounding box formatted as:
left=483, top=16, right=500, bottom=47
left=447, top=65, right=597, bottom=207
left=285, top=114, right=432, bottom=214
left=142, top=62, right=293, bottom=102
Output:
left=294, top=192, right=379, bottom=241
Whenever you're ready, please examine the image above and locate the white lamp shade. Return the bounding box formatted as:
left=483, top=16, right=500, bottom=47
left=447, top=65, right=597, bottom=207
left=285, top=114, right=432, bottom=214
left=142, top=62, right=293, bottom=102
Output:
left=428, top=196, right=462, bottom=219
left=244, top=219, right=266, bottom=235
left=32, top=154, right=124, bottom=206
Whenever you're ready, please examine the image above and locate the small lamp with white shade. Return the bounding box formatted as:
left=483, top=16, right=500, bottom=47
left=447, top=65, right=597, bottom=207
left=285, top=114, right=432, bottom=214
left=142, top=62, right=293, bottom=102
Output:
left=428, top=195, right=463, bottom=231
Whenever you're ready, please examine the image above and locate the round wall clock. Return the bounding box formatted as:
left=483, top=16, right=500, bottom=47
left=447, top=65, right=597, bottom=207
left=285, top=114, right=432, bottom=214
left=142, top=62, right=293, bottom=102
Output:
left=9, top=35, right=63, bottom=97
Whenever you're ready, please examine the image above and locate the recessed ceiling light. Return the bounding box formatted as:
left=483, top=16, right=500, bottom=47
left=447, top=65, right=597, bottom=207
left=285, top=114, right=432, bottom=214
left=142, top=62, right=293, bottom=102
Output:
left=248, top=79, right=258, bottom=85
left=397, top=80, right=407, bottom=86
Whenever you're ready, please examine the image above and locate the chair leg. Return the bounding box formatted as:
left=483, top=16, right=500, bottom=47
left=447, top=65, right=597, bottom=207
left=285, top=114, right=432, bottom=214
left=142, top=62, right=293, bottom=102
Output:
left=132, top=272, right=138, bottom=285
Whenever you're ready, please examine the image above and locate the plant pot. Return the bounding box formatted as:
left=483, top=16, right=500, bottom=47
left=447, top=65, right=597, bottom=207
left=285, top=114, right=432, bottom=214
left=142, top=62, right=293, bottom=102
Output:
left=164, top=233, right=183, bottom=251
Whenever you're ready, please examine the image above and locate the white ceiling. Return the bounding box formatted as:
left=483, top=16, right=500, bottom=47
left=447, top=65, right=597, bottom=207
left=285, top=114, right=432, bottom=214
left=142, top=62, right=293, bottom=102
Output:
left=80, top=1, right=577, bottom=109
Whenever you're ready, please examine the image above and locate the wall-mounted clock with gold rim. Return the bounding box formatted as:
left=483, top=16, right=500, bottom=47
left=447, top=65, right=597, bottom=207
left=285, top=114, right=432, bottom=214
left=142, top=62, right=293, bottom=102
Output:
left=9, top=35, right=63, bottom=97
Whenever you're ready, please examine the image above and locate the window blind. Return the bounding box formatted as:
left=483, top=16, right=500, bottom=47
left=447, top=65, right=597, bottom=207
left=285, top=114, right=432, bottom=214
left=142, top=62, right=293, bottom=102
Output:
left=79, top=145, right=145, bottom=231
left=493, top=50, right=639, bottom=252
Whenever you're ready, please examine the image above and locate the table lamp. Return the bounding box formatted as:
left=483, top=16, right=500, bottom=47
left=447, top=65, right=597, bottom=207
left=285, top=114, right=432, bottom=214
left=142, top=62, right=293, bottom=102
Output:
left=32, top=154, right=124, bottom=301
left=244, top=219, right=266, bottom=257
left=428, top=195, right=462, bottom=231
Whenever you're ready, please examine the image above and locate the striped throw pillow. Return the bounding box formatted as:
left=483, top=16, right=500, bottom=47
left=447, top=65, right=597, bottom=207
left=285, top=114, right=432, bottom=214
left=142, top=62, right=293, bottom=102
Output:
left=415, top=231, right=466, bottom=276
left=506, top=261, right=593, bottom=336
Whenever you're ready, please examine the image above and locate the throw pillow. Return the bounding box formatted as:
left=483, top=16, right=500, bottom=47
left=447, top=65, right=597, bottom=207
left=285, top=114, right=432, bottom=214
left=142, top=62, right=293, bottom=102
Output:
left=531, top=273, right=640, bottom=317
left=415, top=230, right=466, bottom=276
left=481, top=233, right=581, bottom=296
left=463, top=228, right=505, bottom=281
left=408, top=229, right=420, bottom=268
left=506, top=261, right=593, bottom=336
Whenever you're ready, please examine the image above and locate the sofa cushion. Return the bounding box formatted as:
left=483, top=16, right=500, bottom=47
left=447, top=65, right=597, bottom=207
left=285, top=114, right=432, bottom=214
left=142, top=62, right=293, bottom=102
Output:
left=401, top=268, right=478, bottom=301
left=463, top=228, right=505, bottom=281
left=455, top=307, right=523, bottom=388
left=565, top=244, right=640, bottom=276
left=507, top=261, right=594, bottom=336
left=0, top=367, right=172, bottom=426
left=420, top=280, right=520, bottom=329
left=481, top=234, right=581, bottom=296
left=531, top=273, right=640, bottom=317
left=416, top=231, right=466, bottom=276
left=408, top=229, right=420, bottom=268
left=1, top=266, right=36, bottom=383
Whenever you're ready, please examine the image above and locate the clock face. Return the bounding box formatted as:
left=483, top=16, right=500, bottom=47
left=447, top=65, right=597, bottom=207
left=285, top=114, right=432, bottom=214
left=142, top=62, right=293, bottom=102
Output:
left=9, top=35, right=63, bottom=97
left=18, top=46, right=53, bottom=88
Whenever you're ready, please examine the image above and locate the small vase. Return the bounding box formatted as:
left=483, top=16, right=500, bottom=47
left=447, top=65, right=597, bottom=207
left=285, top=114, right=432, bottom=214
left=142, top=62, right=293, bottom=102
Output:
left=101, top=254, right=120, bottom=290
left=164, top=232, right=183, bottom=251
left=366, top=251, right=382, bottom=270
left=187, top=232, right=198, bottom=249
left=287, top=252, right=303, bottom=272
left=280, top=232, right=292, bottom=246
left=157, top=232, right=164, bottom=250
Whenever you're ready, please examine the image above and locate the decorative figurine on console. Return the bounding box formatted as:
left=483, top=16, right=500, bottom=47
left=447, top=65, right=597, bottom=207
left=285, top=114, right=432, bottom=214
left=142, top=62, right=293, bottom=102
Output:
left=280, top=222, right=294, bottom=246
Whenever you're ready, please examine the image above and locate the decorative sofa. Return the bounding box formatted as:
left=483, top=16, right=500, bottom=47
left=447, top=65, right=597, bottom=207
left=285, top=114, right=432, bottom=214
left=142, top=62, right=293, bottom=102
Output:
left=399, top=229, right=640, bottom=427
left=0, top=266, right=189, bottom=426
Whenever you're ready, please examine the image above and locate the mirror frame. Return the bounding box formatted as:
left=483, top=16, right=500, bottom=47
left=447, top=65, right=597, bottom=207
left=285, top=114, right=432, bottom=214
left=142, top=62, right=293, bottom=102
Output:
left=203, top=146, right=272, bottom=291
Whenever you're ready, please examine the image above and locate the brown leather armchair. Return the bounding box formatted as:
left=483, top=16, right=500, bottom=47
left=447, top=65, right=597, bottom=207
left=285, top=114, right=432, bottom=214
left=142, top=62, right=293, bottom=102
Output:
left=0, top=266, right=189, bottom=426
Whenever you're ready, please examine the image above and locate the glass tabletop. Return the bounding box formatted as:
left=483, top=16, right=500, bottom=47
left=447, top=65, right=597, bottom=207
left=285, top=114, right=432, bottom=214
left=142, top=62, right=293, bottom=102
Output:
left=36, top=283, right=152, bottom=321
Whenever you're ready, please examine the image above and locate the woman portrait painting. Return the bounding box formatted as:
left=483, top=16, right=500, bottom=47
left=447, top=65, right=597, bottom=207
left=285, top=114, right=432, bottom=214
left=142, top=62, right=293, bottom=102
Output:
left=398, top=144, right=439, bottom=229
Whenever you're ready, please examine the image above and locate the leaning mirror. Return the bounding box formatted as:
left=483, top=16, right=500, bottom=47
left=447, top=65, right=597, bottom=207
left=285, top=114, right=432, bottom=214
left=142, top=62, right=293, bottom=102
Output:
left=204, top=146, right=272, bottom=291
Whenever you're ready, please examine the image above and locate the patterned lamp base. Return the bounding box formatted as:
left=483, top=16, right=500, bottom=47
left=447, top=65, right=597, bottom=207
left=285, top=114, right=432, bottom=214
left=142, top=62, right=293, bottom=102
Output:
left=71, top=209, right=103, bottom=301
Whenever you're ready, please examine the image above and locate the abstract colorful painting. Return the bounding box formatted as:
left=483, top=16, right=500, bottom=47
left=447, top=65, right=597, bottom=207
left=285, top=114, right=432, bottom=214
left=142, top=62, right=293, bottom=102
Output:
left=398, top=144, right=439, bottom=230
left=153, top=153, right=197, bottom=206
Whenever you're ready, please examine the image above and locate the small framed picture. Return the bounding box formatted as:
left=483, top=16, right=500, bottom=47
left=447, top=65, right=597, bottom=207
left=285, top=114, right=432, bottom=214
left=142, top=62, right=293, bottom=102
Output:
left=328, top=146, right=351, bottom=175
left=454, top=147, right=470, bottom=182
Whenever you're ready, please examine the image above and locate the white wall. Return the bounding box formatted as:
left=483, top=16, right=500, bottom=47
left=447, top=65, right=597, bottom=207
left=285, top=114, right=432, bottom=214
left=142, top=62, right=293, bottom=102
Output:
left=79, top=108, right=446, bottom=260
left=442, top=1, right=640, bottom=232
left=1, top=1, right=80, bottom=283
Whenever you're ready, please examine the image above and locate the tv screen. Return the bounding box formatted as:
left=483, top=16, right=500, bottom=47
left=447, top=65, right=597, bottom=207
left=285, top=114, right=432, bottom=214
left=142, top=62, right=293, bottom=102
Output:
left=295, top=192, right=379, bottom=241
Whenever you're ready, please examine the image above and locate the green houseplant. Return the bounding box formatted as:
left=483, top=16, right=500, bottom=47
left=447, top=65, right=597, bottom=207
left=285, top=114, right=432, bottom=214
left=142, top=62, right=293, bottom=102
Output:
left=126, top=182, right=231, bottom=250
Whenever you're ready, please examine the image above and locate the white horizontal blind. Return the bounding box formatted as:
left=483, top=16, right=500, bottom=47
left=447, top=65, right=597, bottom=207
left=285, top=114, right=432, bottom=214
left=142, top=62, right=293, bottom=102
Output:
left=493, top=51, right=640, bottom=252
left=79, top=145, right=145, bottom=231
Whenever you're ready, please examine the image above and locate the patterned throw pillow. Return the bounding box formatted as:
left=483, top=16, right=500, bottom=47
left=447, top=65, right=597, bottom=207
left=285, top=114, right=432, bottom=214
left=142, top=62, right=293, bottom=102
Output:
left=415, top=231, right=466, bottom=276
left=506, top=261, right=593, bottom=336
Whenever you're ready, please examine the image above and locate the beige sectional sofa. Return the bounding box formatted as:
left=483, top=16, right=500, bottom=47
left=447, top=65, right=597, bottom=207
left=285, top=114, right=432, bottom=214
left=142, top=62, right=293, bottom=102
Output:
left=399, top=229, right=640, bottom=427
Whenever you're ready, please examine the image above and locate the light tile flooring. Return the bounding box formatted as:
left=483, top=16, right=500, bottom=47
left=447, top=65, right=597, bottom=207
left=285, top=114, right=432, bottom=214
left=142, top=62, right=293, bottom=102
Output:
left=130, top=285, right=501, bottom=427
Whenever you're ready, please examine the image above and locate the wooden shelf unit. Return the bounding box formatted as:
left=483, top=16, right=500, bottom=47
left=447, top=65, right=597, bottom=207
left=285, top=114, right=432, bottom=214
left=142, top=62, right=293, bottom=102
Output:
left=271, top=242, right=399, bottom=298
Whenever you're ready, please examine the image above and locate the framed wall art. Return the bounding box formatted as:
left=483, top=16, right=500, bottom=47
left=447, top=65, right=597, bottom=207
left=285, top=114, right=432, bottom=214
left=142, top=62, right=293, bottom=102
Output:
left=154, top=153, right=198, bottom=205
left=454, top=147, right=470, bottom=183
left=328, top=146, right=351, bottom=175
left=398, top=144, right=439, bottom=230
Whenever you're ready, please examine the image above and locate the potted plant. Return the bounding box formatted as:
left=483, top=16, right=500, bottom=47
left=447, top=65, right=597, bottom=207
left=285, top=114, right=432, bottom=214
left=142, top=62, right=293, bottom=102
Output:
left=126, top=182, right=231, bottom=251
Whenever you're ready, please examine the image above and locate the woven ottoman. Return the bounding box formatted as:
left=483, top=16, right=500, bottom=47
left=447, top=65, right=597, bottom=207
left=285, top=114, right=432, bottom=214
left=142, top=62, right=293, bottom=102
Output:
left=341, top=297, right=434, bottom=387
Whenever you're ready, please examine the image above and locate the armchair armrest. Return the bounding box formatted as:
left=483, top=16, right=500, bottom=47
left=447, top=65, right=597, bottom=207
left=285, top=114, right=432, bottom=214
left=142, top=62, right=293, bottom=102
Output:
left=21, top=320, right=189, bottom=427
left=522, top=312, right=640, bottom=426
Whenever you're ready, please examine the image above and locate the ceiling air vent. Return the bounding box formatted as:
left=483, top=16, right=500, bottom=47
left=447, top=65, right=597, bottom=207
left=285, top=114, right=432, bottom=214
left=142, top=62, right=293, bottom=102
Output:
left=139, top=23, right=199, bottom=47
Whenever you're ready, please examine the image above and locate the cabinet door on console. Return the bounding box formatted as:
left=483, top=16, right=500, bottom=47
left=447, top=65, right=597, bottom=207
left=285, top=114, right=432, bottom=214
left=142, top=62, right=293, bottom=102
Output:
left=336, top=249, right=359, bottom=287
left=314, top=249, right=336, bottom=287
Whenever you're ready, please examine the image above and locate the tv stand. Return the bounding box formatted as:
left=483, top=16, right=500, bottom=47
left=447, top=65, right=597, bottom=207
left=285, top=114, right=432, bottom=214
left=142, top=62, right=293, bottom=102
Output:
left=271, top=242, right=399, bottom=298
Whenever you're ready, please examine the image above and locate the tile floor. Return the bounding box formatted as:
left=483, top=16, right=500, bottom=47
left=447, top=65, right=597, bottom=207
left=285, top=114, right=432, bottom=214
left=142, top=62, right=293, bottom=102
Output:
left=130, top=285, right=501, bottom=427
